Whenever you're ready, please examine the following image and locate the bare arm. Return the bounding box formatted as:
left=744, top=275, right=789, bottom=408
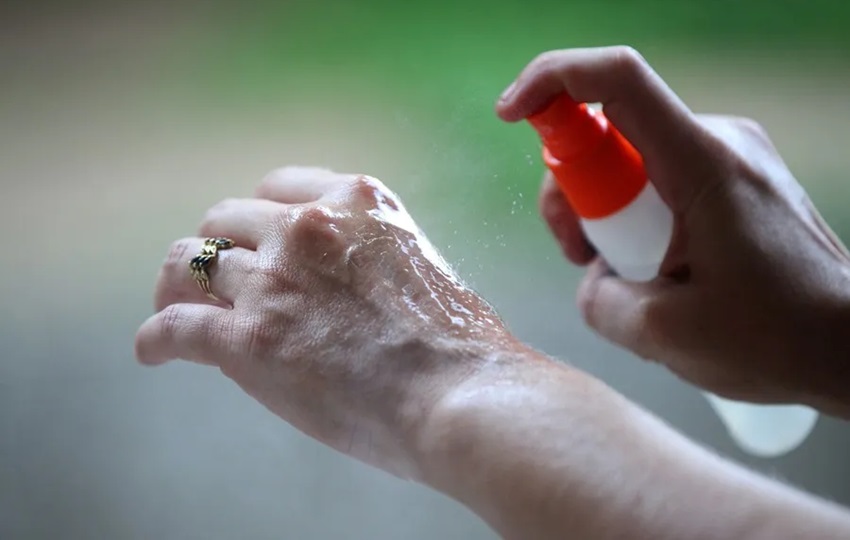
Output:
left=418, top=348, right=850, bottom=540
left=136, top=102, right=850, bottom=537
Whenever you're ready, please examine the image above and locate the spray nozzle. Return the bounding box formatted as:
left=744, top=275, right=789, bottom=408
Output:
left=527, top=93, right=606, bottom=161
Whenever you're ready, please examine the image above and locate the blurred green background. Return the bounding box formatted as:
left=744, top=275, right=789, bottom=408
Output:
left=2, top=1, right=850, bottom=538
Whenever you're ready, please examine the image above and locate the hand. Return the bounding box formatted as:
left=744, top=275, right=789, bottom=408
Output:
left=134, top=167, right=850, bottom=540
left=135, top=167, right=514, bottom=478
left=497, top=47, right=850, bottom=415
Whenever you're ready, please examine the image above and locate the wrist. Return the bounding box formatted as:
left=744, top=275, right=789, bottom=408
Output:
left=391, top=335, right=532, bottom=480
left=410, top=349, right=612, bottom=537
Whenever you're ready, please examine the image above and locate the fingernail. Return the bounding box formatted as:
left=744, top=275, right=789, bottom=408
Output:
left=499, top=81, right=517, bottom=102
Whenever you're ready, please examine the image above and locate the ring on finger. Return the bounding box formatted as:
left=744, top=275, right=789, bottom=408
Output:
left=188, top=237, right=236, bottom=301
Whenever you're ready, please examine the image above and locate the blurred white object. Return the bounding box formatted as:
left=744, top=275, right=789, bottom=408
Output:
left=705, top=394, right=818, bottom=457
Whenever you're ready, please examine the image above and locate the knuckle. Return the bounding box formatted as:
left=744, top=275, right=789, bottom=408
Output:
left=256, top=167, right=293, bottom=195
left=734, top=116, right=769, bottom=142
left=266, top=166, right=290, bottom=177
left=578, top=274, right=671, bottom=359
left=577, top=279, right=601, bottom=330
left=348, top=174, right=400, bottom=211
left=289, top=206, right=347, bottom=265
left=154, top=239, right=197, bottom=312
left=633, top=295, right=670, bottom=353
left=577, top=296, right=594, bottom=329
left=349, top=174, right=380, bottom=198
left=238, top=316, right=279, bottom=360
left=539, top=186, right=566, bottom=223
left=608, top=45, right=648, bottom=78
left=272, top=165, right=322, bottom=177
left=165, top=239, right=193, bottom=268
left=294, top=205, right=337, bottom=230
left=256, top=171, right=276, bottom=195
left=531, top=49, right=561, bottom=71
left=694, top=120, right=751, bottom=174
left=260, top=166, right=335, bottom=188
left=214, top=315, right=271, bottom=378
left=264, top=165, right=295, bottom=180
left=709, top=117, right=781, bottom=184
left=202, top=198, right=239, bottom=224
left=159, top=304, right=186, bottom=341
left=250, top=254, right=286, bottom=284
left=525, top=49, right=573, bottom=83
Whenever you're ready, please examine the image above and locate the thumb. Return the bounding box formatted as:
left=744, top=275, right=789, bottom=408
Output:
left=540, top=170, right=596, bottom=265
left=577, top=259, right=677, bottom=361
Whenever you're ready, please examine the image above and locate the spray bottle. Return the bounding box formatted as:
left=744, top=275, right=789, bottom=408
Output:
left=527, top=93, right=818, bottom=457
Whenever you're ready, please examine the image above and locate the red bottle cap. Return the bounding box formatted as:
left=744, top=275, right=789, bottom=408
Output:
left=527, top=93, right=648, bottom=219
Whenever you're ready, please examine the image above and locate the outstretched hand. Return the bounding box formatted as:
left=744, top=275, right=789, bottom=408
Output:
left=135, top=167, right=516, bottom=478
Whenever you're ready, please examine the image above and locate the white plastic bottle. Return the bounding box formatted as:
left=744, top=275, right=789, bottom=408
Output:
left=527, top=93, right=818, bottom=457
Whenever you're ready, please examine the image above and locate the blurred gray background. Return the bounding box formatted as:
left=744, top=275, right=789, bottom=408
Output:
left=2, top=1, right=850, bottom=538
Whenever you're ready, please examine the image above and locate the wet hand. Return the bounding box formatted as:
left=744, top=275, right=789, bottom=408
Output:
left=135, top=167, right=514, bottom=477
left=498, top=47, right=850, bottom=415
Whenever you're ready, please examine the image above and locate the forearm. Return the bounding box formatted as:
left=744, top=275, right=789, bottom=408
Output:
left=415, top=349, right=850, bottom=540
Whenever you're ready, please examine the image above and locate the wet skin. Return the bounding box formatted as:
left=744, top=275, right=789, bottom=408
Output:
left=135, top=167, right=518, bottom=478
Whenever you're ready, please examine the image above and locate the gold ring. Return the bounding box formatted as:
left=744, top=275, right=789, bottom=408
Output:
left=189, top=237, right=235, bottom=301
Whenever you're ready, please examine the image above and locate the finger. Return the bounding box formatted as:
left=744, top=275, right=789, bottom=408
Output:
left=255, top=166, right=357, bottom=204
left=497, top=47, right=710, bottom=208
left=496, top=46, right=694, bottom=146
left=199, top=198, right=286, bottom=249
left=135, top=303, right=229, bottom=366
left=539, top=171, right=595, bottom=265
left=577, top=258, right=676, bottom=360
left=155, top=238, right=254, bottom=311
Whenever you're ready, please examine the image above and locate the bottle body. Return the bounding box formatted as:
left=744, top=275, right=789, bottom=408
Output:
left=579, top=182, right=672, bottom=281
left=582, top=182, right=819, bottom=457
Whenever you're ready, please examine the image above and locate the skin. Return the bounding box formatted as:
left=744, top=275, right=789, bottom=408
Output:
left=136, top=47, right=850, bottom=539
left=497, top=47, right=850, bottom=417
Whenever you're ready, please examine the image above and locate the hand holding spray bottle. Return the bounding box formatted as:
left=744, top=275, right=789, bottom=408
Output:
left=527, top=93, right=818, bottom=457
